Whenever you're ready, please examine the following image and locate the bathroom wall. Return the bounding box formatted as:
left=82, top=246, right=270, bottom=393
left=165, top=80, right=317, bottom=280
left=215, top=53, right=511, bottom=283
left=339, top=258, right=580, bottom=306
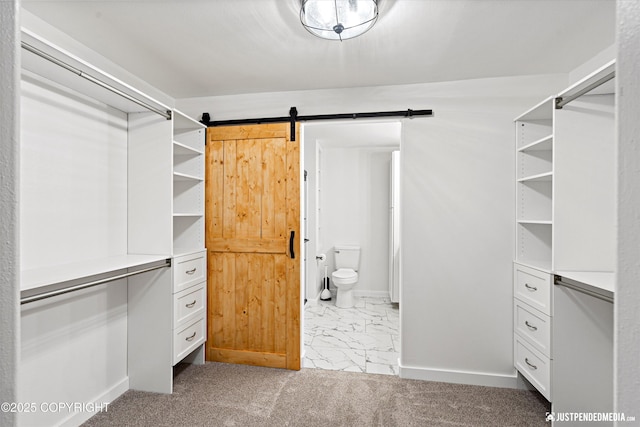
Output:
left=303, top=121, right=400, bottom=301
left=320, top=146, right=396, bottom=297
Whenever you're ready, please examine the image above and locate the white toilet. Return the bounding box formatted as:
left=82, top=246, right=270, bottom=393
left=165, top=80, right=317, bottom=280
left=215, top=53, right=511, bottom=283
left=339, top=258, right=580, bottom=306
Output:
left=331, top=245, right=360, bottom=308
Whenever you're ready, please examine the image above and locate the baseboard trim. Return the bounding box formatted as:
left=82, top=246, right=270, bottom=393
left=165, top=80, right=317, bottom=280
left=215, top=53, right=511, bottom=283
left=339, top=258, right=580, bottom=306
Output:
left=305, top=291, right=321, bottom=306
left=353, top=290, right=390, bottom=299
left=398, top=362, right=518, bottom=389
left=306, top=289, right=390, bottom=306
left=59, top=377, right=129, bottom=427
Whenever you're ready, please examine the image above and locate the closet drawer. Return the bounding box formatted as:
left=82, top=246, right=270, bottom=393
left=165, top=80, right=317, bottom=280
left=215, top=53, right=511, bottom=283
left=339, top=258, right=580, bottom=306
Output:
left=173, top=252, right=206, bottom=293
left=514, top=300, right=551, bottom=358
left=174, top=283, right=206, bottom=328
left=515, top=335, right=551, bottom=401
left=514, top=263, right=551, bottom=315
left=173, top=317, right=206, bottom=365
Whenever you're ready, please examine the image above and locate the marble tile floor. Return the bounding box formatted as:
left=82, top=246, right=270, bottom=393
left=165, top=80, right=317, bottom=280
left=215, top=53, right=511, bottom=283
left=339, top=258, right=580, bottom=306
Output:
left=303, top=296, right=399, bottom=376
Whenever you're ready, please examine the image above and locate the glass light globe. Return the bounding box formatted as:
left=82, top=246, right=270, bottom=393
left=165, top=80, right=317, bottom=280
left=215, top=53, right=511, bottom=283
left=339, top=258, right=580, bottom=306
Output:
left=300, top=0, right=379, bottom=41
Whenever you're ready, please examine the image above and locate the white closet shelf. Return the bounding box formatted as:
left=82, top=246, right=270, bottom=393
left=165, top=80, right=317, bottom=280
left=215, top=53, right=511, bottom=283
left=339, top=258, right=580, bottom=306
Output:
left=21, top=29, right=171, bottom=118
left=173, top=141, right=204, bottom=156
left=173, top=212, right=204, bottom=217
left=173, top=172, right=204, bottom=182
left=21, top=254, right=170, bottom=294
left=517, top=220, right=552, bottom=225
left=518, top=172, right=553, bottom=182
left=519, top=135, right=553, bottom=152
left=514, top=96, right=554, bottom=122
left=174, top=109, right=206, bottom=131
left=555, top=270, right=615, bottom=295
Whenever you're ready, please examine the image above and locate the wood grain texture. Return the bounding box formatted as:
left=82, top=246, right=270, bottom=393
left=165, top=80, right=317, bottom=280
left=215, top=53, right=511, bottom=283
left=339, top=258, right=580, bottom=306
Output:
left=205, top=140, right=223, bottom=239
left=206, top=348, right=286, bottom=369
left=285, top=124, right=301, bottom=370
left=207, top=124, right=287, bottom=141
left=205, top=123, right=300, bottom=370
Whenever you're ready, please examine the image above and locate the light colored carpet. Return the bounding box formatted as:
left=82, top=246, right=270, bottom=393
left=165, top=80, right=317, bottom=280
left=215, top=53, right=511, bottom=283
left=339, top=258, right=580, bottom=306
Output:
left=82, top=362, right=549, bottom=426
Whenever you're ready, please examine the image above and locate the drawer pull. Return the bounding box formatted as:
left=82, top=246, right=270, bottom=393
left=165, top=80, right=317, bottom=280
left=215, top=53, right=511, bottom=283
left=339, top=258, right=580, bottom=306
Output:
left=525, top=321, right=538, bottom=331
left=185, top=300, right=197, bottom=308
left=524, top=283, right=538, bottom=292
left=185, top=332, right=197, bottom=342
left=525, top=357, right=538, bottom=370
left=185, top=268, right=197, bottom=275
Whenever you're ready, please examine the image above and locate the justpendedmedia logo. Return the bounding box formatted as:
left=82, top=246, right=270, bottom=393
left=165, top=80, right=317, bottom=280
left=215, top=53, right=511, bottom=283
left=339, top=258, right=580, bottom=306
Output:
left=546, top=411, right=636, bottom=423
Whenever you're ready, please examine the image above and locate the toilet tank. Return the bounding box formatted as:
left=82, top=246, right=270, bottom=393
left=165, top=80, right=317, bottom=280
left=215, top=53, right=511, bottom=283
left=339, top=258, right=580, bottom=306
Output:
left=334, top=245, right=360, bottom=270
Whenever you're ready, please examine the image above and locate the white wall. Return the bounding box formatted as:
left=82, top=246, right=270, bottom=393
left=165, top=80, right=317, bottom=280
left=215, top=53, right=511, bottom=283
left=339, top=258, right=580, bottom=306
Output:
left=569, top=43, right=616, bottom=86
left=320, top=146, right=395, bottom=296
left=19, top=284, right=128, bottom=426
left=178, top=73, right=567, bottom=387
left=302, top=121, right=401, bottom=301
left=616, top=0, right=640, bottom=417
left=0, top=1, right=20, bottom=426
left=303, top=121, right=401, bottom=301
left=20, top=73, right=128, bottom=270
left=400, top=101, right=520, bottom=387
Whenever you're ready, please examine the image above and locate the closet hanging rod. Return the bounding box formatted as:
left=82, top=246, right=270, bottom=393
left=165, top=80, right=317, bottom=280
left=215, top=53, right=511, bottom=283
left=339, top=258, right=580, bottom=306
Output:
left=554, top=275, right=614, bottom=304
left=555, top=70, right=615, bottom=109
left=20, top=259, right=171, bottom=305
left=21, top=41, right=172, bottom=120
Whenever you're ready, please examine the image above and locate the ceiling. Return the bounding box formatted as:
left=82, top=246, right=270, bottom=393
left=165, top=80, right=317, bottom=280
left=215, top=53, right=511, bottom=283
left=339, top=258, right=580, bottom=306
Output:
left=21, top=0, right=616, bottom=100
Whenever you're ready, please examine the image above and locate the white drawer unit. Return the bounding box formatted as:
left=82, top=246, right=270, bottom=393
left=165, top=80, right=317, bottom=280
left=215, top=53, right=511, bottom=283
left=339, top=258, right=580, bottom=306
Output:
left=174, top=283, right=206, bottom=328
left=514, top=263, right=551, bottom=316
left=514, top=335, right=551, bottom=401
left=173, top=251, right=206, bottom=293
left=514, top=299, right=551, bottom=358
left=513, top=261, right=553, bottom=401
left=172, top=250, right=207, bottom=366
left=173, top=317, right=206, bottom=365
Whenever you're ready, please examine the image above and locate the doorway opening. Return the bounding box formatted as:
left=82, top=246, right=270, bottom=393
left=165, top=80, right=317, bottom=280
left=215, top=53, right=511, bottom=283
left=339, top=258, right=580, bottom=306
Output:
left=301, top=120, right=401, bottom=375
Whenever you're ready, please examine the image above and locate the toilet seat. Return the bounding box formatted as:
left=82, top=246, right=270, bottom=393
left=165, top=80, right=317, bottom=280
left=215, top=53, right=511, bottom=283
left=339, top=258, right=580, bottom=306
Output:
left=331, top=268, right=358, bottom=308
left=332, top=268, right=357, bottom=280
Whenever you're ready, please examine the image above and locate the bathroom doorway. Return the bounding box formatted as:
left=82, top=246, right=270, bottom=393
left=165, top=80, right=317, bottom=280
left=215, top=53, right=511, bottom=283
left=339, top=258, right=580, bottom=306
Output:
left=302, top=120, right=401, bottom=375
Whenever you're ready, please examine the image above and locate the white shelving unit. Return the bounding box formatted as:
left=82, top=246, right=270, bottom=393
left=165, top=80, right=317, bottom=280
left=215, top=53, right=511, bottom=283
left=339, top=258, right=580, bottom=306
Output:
left=170, top=110, right=207, bottom=368
left=513, top=60, right=616, bottom=411
left=172, top=110, right=206, bottom=257
left=515, top=97, right=554, bottom=273
left=18, top=28, right=207, bottom=426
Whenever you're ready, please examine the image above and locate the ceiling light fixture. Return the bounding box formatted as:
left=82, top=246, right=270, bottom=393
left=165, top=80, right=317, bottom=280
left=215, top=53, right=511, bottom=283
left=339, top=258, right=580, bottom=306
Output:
left=300, top=0, right=379, bottom=41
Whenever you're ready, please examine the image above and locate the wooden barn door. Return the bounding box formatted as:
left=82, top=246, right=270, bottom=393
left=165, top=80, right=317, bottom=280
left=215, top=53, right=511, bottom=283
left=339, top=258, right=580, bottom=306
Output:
left=205, top=123, right=300, bottom=370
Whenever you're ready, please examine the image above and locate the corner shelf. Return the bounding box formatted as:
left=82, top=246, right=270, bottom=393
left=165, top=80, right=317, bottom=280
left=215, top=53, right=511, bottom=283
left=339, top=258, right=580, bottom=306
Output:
left=518, top=171, right=553, bottom=182
left=173, top=141, right=204, bottom=156
left=173, top=172, right=204, bottom=182
left=517, top=220, right=552, bottom=225
left=172, top=110, right=206, bottom=257
left=519, top=135, right=553, bottom=152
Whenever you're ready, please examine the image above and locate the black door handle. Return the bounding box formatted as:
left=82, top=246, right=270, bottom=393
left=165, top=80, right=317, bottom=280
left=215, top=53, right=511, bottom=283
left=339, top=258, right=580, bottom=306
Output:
left=289, top=230, right=295, bottom=259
